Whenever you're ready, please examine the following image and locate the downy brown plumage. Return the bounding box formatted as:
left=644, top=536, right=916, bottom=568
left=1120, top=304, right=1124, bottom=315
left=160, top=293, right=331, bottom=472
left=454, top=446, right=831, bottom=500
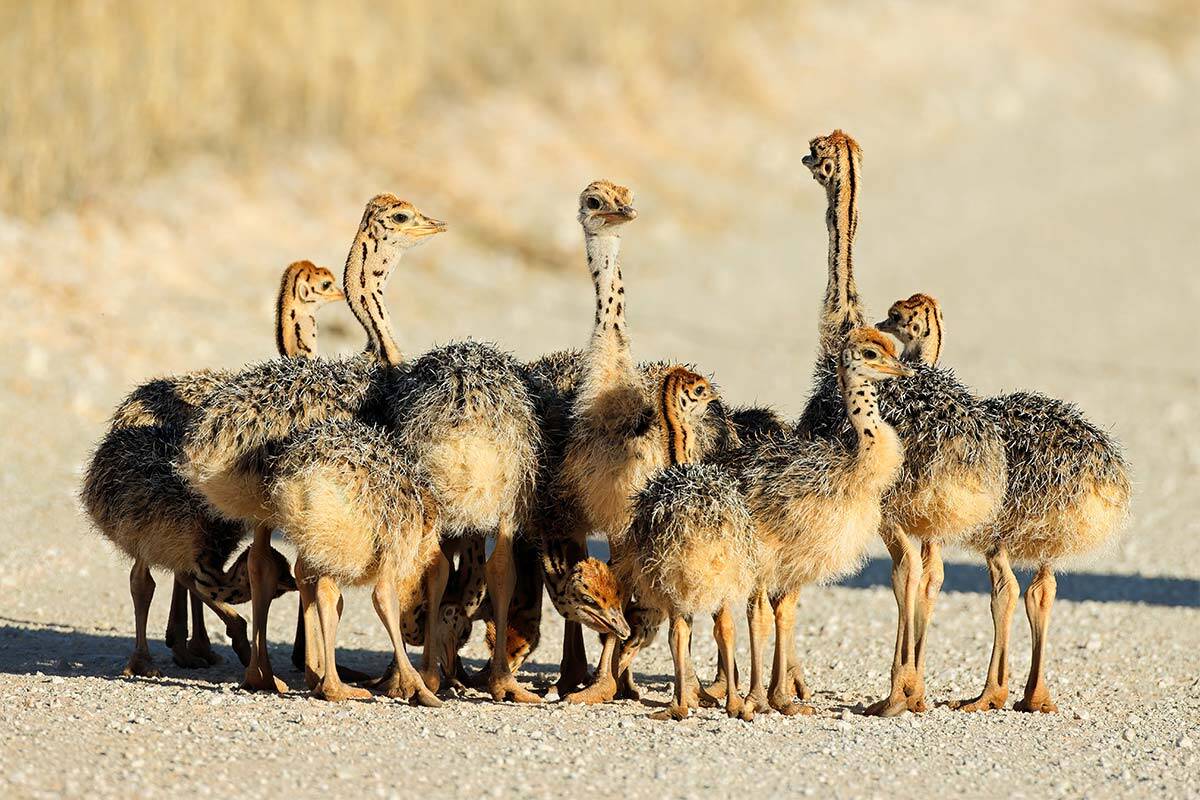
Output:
left=879, top=293, right=1131, bottom=714
left=795, top=131, right=1007, bottom=717
left=548, top=182, right=739, bottom=704
left=621, top=368, right=758, bottom=721
left=177, top=195, right=446, bottom=693
left=80, top=259, right=341, bottom=678
left=717, top=328, right=912, bottom=719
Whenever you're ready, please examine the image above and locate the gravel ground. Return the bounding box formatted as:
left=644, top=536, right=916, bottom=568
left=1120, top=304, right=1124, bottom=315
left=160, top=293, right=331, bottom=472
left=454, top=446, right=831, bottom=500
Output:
left=2, top=3, right=1199, bottom=798
left=2, top=580, right=1197, bottom=799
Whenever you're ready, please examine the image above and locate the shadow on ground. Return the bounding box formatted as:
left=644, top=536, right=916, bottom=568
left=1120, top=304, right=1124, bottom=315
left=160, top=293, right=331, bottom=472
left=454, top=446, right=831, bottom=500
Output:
left=0, top=617, right=676, bottom=690
left=838, top=558, right=1200, bottom=608
left=586, top=540, right=1199, bottom=608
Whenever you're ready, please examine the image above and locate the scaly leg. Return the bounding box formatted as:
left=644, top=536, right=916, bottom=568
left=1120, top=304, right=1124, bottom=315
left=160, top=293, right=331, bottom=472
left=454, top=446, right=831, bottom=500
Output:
left=1015, top=564, right=1058, bottom=713
left=241, top=524, right=286, bottom=693
left=712, top=603, right=743, bottom=719
left=164, top=577, right=188, bottom=650
left=169, top=578, right=213, bottom=668
left=614, top=605, right=664, bottom=701
left=122, top=560, right=159, bottom=678
left=313, top=575, right=369, bottom=702
left=908, top=539, right=944, bottom=712
left=769, top=591, right=813, bottom=715
left=185, top=590, right=221, bottom=665
left=651, top=615, right=693, bottom=721
left=680, top=631, right=714, bottom=710
left=420, top=551, right=450, bottom=693
left=740, top=589, right=772, bottom=721
left=295, top=559, right=324, bottom=691
left=704, top=607, right=739, bottom=704
left=567, top=632, right=618, bottom=704
left=865, top=523, right=920, bottom=717
left=953, top=543, right=1018, bottom=711
left=484, top=521, right=539, bottom=703
left=556, top=622, right=591, bottom=696
left=291, top=567, right=363, bottom=678
left=373, top=567, right=441, bottom=707
left=782, top=589, right=812, bottom=702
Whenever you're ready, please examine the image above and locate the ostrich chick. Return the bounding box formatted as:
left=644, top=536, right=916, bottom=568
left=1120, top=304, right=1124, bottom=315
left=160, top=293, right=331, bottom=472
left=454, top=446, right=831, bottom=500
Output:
left=879, top=293, right=1131, bottom=713
left=620, top=368, right=758, bottom=720
left=721, top=328, right=913, bottom=719
left=268, top=419, right=442, bottom=705
left=81, top=259, right=341, bottom=677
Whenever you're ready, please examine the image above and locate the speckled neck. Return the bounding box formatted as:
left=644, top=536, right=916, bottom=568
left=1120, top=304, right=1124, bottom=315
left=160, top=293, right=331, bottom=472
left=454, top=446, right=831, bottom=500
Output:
left=344, top=226, right=403, bottom=367
left=583, top=231, right=637, bottom=389
left=837, top=364, right=887, bottom=453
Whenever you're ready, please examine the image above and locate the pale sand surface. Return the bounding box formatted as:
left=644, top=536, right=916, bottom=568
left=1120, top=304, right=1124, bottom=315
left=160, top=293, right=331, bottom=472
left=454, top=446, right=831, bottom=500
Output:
left=1, top=3, right=1198, bottom=797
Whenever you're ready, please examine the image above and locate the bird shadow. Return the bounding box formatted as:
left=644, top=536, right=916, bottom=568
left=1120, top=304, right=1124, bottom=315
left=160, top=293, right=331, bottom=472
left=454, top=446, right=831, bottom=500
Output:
left=586, top=540, right=1199, bottom=607
left=0, top=616, right=641, bottom=705
left=835, top=558, right=1199, bottom=608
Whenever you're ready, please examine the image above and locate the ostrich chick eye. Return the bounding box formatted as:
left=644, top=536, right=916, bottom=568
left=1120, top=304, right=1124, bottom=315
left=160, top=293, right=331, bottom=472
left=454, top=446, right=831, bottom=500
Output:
left=586, top=197, right=602, bottom=210
left=392, top=213, right=409, bottom=224
left=862, top=349, right=878, bottom=360
left=321, top=280, right=332, bottom=290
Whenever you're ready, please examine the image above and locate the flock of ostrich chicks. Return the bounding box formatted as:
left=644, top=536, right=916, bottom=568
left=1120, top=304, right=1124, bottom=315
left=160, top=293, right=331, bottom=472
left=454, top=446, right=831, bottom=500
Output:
left=81, top=130, right=1131, bottom=722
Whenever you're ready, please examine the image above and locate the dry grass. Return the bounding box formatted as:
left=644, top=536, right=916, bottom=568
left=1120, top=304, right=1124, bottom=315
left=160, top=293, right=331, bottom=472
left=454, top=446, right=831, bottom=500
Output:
left=0, top=0, right=782, bottom=217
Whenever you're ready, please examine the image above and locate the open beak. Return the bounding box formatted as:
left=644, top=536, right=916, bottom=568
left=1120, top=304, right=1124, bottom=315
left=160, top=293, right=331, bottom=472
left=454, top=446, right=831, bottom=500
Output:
left=412, top=216, right=449, bottom=238
left=875, top=318, right=899, bottom=335
left=600, top=205, right=637, bottom=223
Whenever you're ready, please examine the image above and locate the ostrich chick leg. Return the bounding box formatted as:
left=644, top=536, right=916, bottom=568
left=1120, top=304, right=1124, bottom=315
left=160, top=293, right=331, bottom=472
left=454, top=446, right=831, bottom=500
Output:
left=122, top=561, right=159, bottom=678
left=241, top=525, right=287, bottom=693
left=712, top=603, right=744, bottom=718
left=865, top=523, right=920, bottom=716
left=373, top=566, right=441, bottom=707
left=1014, top=565, right=1058, bottom=713
left=769, top=591, right=813, bottom=715
left=420, top=552, right=450, bottom=693
left=952, top=544, right=1018, bottom=712
left=484, top=522, right=540, bottom=703
left=184, top=589, right=222, bottom=665
left=651, top=615, right=694, bottom=721
left=740, top=589, right=772, bottom=721
left=313, top=575, right=370, bottom=702
left=908, top=540, right=945, bottom=712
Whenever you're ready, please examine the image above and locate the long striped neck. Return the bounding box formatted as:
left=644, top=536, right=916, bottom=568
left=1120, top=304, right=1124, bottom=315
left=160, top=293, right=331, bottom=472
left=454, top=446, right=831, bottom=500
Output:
left=275, top=272, right=319, bottom=358
left=344, top=227, right=403, bottom=367
left=820, top=143, right=867, bottom=359
left=660, top=374, right=700, bottom=466
left=584, top=231, right=637, bottom=389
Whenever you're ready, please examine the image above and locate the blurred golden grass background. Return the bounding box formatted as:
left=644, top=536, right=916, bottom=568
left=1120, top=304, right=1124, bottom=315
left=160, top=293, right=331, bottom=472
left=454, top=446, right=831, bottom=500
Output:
left=0, top=0, right=791, bottom=216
